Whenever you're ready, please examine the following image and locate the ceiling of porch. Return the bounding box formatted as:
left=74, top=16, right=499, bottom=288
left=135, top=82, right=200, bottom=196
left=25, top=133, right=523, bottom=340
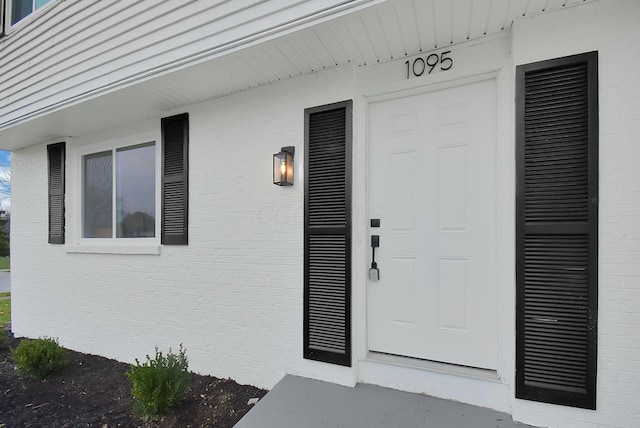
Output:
left=116, top=0, right=593, bottom=105
left=1, top=0, right=593, bottom=149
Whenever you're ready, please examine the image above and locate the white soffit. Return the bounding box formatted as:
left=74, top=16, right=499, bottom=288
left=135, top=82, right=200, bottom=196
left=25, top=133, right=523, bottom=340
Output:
left=1, top=0, right=593, bottom=148
left=166, top=0, right=594, bottom=100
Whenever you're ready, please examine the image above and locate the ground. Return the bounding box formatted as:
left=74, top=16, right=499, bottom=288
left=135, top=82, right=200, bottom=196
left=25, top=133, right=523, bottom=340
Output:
left=0, top=329, right=267, bottom=427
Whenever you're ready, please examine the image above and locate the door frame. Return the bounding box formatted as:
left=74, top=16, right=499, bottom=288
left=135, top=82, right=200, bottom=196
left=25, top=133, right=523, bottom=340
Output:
left=364, top=76, right=500, bottom=369
left=352, top=62, right=514, bottom=400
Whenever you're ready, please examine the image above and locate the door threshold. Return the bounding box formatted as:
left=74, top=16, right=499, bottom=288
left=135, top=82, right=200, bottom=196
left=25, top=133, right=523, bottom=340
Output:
left=366, top=351, right=500, bottom=382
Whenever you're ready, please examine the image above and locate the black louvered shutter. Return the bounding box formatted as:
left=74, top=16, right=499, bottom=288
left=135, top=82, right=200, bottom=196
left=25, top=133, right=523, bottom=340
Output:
left=47, top=142, right=65, bottom=244
left=161, top=113, right=189, bottom=245
left=516, top=52, right=598, bottom=409
left=304, top=100, right=352, bottom=367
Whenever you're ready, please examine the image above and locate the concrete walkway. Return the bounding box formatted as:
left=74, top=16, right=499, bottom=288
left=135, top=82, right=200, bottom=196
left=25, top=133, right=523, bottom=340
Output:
left=234, top=375, right=534, bottom=428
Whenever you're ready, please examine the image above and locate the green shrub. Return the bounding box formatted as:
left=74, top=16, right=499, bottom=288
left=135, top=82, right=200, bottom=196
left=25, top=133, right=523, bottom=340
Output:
left=126, top=344, right=191, bottom=418
left=11, top=337, right=66, bottom=380
left=0, top=328, right=5, bottom=346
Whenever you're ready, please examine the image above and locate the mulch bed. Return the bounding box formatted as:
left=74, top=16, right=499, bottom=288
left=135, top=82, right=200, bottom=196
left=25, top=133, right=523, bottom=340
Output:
left=0, top=328, right=267, bottom=427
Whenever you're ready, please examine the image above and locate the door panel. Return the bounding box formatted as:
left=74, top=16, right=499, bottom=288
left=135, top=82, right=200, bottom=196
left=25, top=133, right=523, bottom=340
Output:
left=367, top=79, right=498, bottom=370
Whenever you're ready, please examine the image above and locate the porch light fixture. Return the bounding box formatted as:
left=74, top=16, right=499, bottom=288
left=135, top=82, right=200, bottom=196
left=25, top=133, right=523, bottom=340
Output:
left=273, top=146, right=295, bottom=186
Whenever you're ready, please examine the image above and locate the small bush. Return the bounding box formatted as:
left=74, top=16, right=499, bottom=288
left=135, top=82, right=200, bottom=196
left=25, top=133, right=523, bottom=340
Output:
left=11, top=337, right=66, bottom=380
left=126, top=344, right=191, bottom=418
left=0, top=328, right=5, bottom=346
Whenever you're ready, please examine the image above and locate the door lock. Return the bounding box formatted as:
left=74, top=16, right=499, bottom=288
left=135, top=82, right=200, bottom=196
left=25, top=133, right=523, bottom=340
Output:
left=369, top=235, right=380, bottom=281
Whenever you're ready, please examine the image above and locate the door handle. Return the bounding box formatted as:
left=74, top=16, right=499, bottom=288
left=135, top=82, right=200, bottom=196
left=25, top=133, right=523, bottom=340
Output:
left=369, top=235, right=380, bottom=281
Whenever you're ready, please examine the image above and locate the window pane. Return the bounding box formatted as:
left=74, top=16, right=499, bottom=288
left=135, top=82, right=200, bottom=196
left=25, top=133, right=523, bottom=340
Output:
left=116, top=143, right=155, bottom=238
left=35, top=0, right=51, bottom=9
left=83, top=151, right=113, bottom=238
left=12, top=0, right=32, bottom=24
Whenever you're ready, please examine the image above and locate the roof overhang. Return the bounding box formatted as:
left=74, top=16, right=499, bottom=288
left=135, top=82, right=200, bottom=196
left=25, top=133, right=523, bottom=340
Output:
left=0, top=0, right=594, bottom=150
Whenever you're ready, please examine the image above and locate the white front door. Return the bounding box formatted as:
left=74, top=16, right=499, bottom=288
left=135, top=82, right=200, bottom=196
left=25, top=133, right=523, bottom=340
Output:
left=367, top=79, right=498, bottom=370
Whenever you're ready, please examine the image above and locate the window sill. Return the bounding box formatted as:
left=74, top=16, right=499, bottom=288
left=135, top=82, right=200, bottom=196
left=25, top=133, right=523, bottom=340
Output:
left=65, top=245, right=161, bottom=255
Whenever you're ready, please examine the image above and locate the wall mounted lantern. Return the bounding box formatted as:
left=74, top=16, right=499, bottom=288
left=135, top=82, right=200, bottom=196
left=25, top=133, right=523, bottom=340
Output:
left=273, top=146, right=295, bottom=186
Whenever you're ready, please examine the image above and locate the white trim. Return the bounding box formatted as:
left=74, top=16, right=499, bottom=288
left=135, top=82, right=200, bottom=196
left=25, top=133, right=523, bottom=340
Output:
left=359, top=358, right=512, bottom=412
left=366, top=352, right=500, bottom=382
left=65, top=245, right=161, bottom=255
left=3, top=0, right=58, bottom=34
left=71, top=129, right=161, bottom=248
left=352, top=35, right=512, bottom=407
left=362, top=66, right=506, bottom=103
left=362, top=72, right=501, bottom=370
left=365, top=71, right=501, bottom=108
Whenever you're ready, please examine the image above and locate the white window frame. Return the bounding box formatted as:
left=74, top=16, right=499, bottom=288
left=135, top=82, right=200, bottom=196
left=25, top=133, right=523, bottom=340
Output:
left=3, top=0, right=56, bottom=33
left=71, top=131, right=162, bottom=252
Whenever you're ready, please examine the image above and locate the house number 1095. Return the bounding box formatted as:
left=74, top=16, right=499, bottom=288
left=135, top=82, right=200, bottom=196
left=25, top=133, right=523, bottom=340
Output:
left=405, top=51, right=453, bottom=79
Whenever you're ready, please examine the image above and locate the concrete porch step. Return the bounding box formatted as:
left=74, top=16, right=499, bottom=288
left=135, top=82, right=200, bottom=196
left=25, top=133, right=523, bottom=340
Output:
left=234, top=375, right=535, bottom=428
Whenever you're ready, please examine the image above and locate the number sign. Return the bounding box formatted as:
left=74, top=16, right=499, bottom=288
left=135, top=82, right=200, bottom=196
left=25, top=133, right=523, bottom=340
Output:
left=405, top=51, right=453, bottom=79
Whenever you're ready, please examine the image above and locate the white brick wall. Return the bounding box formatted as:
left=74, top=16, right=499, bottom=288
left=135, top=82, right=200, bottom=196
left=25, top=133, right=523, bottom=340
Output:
left=12, top=65, right=355, bottom=389
left=10, top=1, right=640, bottom=426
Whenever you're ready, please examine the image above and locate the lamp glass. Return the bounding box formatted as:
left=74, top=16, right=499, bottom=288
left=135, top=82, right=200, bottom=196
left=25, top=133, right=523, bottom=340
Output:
left=273, top=147, right=294, bottom=186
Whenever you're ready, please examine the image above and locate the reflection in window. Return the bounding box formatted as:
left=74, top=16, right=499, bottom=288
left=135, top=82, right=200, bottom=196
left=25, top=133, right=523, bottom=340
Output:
left=83, top=151, right=113, bottom=238
left=11, top=0, right=52, bottom=24
left=116, top=143, right=155, bottom=238
left=82, top=142, right=156, bottom=239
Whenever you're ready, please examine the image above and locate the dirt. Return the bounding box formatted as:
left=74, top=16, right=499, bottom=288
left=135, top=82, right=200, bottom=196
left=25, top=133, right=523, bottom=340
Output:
left=0, top=329, right=267, bottom=428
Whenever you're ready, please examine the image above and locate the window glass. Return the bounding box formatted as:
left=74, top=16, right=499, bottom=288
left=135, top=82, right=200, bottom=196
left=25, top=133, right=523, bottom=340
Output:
left=82, top=142, right=156, bottom=239
left=83, top=151, right=113, bottom=238
left=116, top=143, right=155, bottom=238
left=11, top=0, right=52, bottom=24
left=11, top=0, right=32, bottom=24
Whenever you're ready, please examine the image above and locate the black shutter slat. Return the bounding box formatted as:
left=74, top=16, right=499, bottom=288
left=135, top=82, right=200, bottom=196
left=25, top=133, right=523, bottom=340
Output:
left=523, top=59, right=590, bottom=224
left=161, top=113, right=189, bottom=245
left=516, top=52, right=598, bottom=410
left=47, top=142, right=65, bottom=244
left=308, top=235, right=346, bottom=354
left=304, top=101, right=352, bottom=367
